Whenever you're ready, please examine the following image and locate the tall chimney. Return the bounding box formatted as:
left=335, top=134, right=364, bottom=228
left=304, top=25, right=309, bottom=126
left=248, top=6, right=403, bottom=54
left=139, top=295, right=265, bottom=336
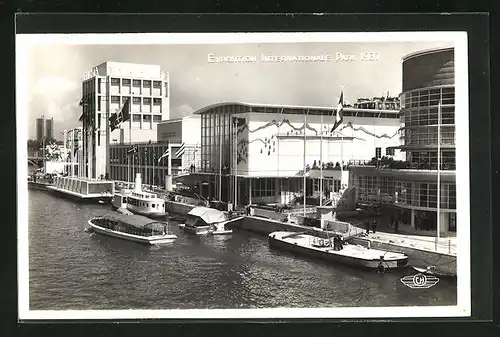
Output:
left=134, top=173, right=142, bottom=192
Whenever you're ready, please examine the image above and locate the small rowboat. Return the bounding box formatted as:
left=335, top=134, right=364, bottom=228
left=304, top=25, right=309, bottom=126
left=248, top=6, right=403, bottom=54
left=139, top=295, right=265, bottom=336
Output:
left=412, top=266, right=456, bottom=279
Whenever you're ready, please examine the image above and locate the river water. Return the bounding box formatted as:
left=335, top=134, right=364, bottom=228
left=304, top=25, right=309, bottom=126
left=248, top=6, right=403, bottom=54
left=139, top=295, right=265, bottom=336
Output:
left=27, top=189, right=456, bottom=310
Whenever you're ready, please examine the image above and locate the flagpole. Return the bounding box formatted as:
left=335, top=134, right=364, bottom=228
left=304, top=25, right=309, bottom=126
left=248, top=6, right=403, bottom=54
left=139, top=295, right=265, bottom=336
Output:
left=303, top=110, right=308, bottom=217
left=340, top=90, right=344, bottom=192
left=167, top=143, right=172, bottom=191
left=219, top=126, right=222, bottom=201
left=153, top=145, right=155, bottom=189
left=233, top=119, right=237, bottom=207
left=340, top=130, right=344, bottom=189
left=278, top=108, right=283, bottom=204
left=129, top=109, right=132, bottom=187
left=320, top=113, right=323, bottom=206
left=437, top=100, right=441, bottom=246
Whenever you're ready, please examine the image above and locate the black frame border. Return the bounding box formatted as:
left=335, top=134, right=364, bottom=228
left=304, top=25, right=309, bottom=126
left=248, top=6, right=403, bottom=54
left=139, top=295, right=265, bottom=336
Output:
left=2, top=11, right=494, bottom=337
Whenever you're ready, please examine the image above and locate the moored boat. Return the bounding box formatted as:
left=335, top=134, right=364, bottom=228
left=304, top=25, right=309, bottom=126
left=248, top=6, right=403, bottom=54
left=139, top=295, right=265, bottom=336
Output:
left=112, top=189, right=132, bottom=210
left=87, top=213, right=177, bottom=244
left=178, top=206, right=243, bottom=235
left=412, top=266, right=456, bottom=279
left=47, top=176, right=114, bottom=204
left=126, top=173, right=167, bottom=218
left=268, top=231, right=408, bottom=272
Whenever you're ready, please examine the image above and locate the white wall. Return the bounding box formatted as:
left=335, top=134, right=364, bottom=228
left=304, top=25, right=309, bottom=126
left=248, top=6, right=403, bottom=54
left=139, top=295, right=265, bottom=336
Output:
left=45, top=161, right=67, bottom=175
left=236, top=112, right=402, bottom=177
left=181, top=115, right=201, bottom=145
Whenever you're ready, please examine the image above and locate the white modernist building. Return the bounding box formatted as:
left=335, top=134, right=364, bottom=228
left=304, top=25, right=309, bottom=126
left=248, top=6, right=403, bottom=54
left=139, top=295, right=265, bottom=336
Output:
left=157, top=115, right=202, bottom=170
left=62, top=127, right=83, bottom=176
left=186, top=101, right=403, bottom=206
left=80, top=61, right=170, bottom=179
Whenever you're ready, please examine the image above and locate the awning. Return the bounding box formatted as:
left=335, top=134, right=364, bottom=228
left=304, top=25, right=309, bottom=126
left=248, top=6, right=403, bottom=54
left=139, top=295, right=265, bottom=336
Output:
left=188, top=207, right=226, bottom=224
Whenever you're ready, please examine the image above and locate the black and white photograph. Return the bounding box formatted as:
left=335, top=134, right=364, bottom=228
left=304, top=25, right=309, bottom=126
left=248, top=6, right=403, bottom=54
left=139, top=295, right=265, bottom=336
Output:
left=17, top=32, right=470, bottom=320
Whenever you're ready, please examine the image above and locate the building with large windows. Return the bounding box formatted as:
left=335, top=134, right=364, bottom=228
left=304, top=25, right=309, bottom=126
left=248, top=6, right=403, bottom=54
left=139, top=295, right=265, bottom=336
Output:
left=80, top=61, right=170, bottom=179
left=109, top=141, right=184, bottom=188
left=349, top=47, right=456, bottom=234
left=108, top=115, right=202, bottom=187
left=175, top=98, right=403, bottom=205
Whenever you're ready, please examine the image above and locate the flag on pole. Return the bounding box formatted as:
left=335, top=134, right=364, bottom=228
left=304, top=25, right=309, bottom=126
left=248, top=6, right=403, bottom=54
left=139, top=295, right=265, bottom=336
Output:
left=78, top=96, right=89, bottom=122
left=158, top=148, right=170, bottom=163
left=110, top=97, right=131, bottom=131
left=122, top=145, right=138, bottom=163
left=175, top=143, right=186, bottom=158
left=331, top=91, right=344, bottom=132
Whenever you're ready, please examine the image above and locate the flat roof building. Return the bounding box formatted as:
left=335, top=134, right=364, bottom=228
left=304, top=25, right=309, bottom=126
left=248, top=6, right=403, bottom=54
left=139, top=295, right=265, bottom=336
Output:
left=80, top=61, right=170, bottom=179
left=109, top=115, right=201, bottom=189
left=176, top=99, right=403, bottom=206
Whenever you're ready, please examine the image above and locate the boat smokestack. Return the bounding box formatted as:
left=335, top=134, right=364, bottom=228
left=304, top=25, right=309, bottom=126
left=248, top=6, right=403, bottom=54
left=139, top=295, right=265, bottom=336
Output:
left=134, top=173, right=142, bottom=192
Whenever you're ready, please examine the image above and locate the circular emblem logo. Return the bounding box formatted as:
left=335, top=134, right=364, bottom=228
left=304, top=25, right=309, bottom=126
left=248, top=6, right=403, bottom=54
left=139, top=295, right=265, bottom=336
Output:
left=413, top=273, right=427, bottom=286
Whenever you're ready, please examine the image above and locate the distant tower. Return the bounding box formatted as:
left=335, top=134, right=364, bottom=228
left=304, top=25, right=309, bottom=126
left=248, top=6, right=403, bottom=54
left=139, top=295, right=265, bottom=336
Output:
left=45, top=117, right=54, bottom=141
left=36, top=117, right=44, bottom=142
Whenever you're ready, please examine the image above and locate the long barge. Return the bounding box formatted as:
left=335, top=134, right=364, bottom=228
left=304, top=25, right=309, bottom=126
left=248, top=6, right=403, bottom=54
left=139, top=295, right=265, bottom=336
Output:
left=47, top=176, right=114, bottom=203
left=269, top=231, right=409, bottom=272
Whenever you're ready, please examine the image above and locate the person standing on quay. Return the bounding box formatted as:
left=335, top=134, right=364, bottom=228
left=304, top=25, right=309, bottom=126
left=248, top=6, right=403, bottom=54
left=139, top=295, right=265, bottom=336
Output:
left=371, top=219, right=378, bottom=233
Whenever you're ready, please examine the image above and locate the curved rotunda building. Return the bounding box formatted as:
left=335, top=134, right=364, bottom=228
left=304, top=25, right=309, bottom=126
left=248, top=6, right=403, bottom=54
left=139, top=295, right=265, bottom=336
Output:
left=350, top=47, right=457, bottom=234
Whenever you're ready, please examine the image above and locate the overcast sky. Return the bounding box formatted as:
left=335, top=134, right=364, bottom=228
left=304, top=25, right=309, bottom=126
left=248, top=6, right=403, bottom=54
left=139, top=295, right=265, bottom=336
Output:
left=25, top=40, right=453, bottom=139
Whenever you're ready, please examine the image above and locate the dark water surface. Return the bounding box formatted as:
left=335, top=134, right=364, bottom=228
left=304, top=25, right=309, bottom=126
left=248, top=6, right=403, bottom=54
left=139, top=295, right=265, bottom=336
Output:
left=28, top=190, right=457, bottom=310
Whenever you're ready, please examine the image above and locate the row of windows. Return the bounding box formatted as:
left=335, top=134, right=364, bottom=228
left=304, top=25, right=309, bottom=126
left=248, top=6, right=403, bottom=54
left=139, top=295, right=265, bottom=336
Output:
left=405, top=151, right=456, bottom=170
left=312, top=178, right=342, bottom=193
left=400, top=87, right=455, bottom=109
left=128, top=197, right=165, bottom=209
left=400, top=106, right=455, bottom=127
left=109, top=96, right=162, bottom=104
left=109, top=78, right=163, bottom=88
left=97, top=114, right=162, bottom=128
left=400, top=126, right=455, bottom=146
left=353, top=175, right=457, bottom=210
left=374, top=147, right=395, bottom=158
left=394, top=181, right=456, bottom=210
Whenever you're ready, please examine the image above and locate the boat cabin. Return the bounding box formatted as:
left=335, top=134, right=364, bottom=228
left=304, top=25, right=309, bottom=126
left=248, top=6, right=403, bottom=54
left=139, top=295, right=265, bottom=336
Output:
left=91, top=214, right=171, bottom=237
left=185, top=207, right=228, bottom=229
left=128, top=191, right=165, bottom=210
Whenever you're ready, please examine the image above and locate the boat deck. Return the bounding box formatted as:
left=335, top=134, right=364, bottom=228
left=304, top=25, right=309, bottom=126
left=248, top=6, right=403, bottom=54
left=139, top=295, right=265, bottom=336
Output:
left=48, top=185, right=113, bottom=199
left=271, top=232, right=406, bottom=261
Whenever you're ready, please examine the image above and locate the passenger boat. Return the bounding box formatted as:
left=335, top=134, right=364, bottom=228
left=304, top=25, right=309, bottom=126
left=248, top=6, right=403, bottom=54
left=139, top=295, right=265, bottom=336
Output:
left=268, top=231, right=408, bottom=272
left=112, top=188, right=132, bottom=210
left=178, top=206, right=243, bottom=235
left=87, top=213, right=177, bottom=244
left=126, top=173, right=167, bottom=218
